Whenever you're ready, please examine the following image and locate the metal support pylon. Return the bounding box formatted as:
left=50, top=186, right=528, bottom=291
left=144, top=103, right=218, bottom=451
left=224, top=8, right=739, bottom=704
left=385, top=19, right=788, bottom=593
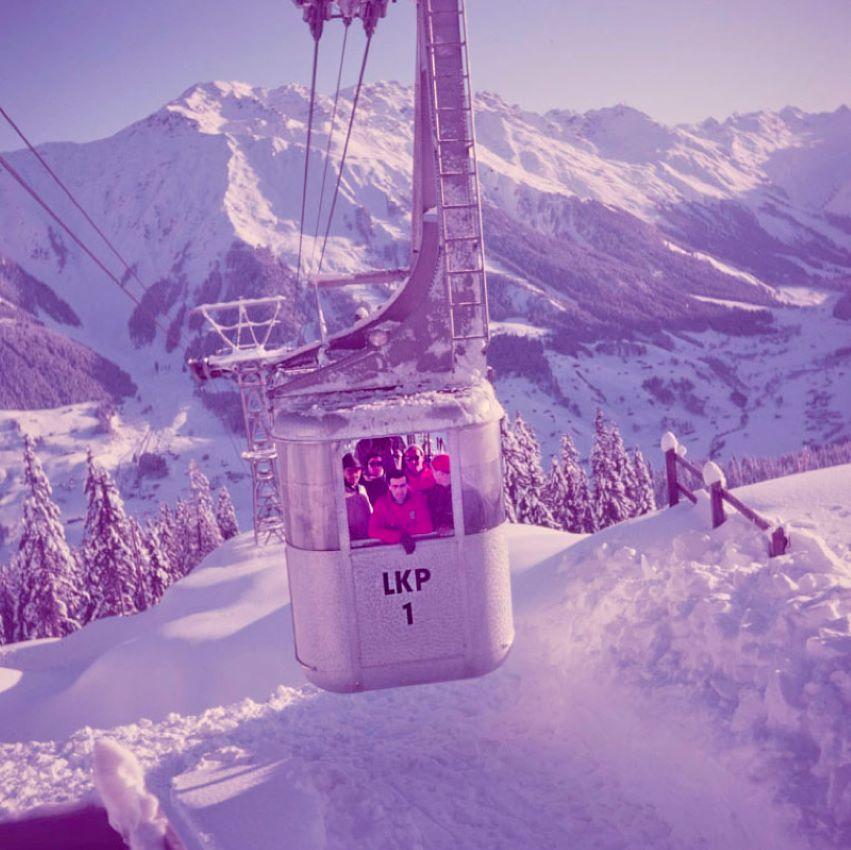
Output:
left=236, top=364, right=286, bottom=545
left=188, top=297, right=291, bottom=546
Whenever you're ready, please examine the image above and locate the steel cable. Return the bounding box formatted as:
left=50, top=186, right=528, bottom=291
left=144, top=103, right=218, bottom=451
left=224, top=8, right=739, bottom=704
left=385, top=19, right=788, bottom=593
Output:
left=0, top=154, right=168, bottom=334
left=295, top=37, right=321, bottom=290
left=315, top=31, right=373, bottom=279
left=0, top=105, right=151, bottom=298
left=308, top=22, right=350, bottom=277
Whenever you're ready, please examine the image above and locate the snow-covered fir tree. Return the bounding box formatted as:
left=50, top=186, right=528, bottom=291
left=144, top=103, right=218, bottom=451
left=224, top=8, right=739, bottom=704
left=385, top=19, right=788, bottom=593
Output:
left=559, top=434, right=596, bottom=534
left=187, top=461, right=223, bottom=564
left=14, top=497, right=81, bottom=640
left=14, top=437, right=81, bottom=640
left=172, top=498, right=196, bottom=577
left=607, top=418, right=637, bottom=519
left=215, top=485, right=239, bottom=541
left=127, top=517, right=152, bottom=612
left=22, top=435, right=51, bottom=502
left=512, top=415, right=558, bottom=529
left=144, top=520, right=173, bottom=604
left=0, top=564, right=20, bottom=645
left=156, top=503, right=180, bottom=578
left=631, top=448, right=657, bottom=516
left=81, top=458, right=139, bottom=620
left=500, top=418, right=522, bottom=523
left=543, top=456, right=571, bottom=530
left=591, top=409, right=632, bottom=530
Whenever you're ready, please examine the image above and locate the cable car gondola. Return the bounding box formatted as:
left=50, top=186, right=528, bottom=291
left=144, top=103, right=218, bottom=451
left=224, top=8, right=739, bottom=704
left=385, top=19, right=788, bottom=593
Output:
left=190, top=0, right=515, bottom=692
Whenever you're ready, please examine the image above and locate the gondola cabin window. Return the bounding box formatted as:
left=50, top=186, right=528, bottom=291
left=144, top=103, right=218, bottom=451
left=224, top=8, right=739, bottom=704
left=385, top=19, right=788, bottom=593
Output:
left=278, top=440, right=340, bottom=551
left=456, top=420, right=506, bottom=534
left=341, top=433, right=453, bottom=549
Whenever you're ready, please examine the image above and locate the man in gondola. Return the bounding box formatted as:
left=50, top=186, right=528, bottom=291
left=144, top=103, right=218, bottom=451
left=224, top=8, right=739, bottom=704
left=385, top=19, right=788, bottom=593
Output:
left=369, top=468, right=433, bottom=553
left=427, top=454, right=487, bottom=536
left=343, top=453, right=371, bottom=541
left=427, top=453, right=454, bottom=534
left=403, top=444, right=435, bottom=492
left=362, top=452, right=389, bottom=506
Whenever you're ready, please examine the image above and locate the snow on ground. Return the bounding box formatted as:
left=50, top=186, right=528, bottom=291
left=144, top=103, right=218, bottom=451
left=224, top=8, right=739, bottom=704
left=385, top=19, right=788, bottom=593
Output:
left=1, top=466, right=850, bottom=849
left=663, top=240, right=778, bottom=297
left=498, top=287, right=851, bottom=462
left=692, top=294, right=768, bottom=312
left=0, top=394, right=252, bottom=560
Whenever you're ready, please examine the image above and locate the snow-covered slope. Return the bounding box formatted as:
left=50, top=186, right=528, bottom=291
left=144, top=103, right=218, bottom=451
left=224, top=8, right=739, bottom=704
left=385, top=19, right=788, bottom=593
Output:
left=2, top=465, right=850, bottom=849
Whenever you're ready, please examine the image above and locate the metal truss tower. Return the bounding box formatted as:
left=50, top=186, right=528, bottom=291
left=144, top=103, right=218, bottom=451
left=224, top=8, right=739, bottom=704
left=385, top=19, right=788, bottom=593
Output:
left=189, top=298, right=288, bottom=545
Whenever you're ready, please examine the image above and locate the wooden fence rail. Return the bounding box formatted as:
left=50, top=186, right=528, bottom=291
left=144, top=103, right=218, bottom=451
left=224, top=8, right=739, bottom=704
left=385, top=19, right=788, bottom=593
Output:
left=661, top=431, right=790, bottom=558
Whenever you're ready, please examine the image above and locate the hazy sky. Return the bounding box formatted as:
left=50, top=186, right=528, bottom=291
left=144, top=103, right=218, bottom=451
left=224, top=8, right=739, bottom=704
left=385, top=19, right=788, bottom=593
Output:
left=2, top=0, right=849, bottom=148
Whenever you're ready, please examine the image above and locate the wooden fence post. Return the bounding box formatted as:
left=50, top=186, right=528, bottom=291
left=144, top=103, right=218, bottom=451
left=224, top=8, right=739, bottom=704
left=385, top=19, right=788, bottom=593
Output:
left=703, top=461, right=726, bottom=529
left=709, top=483, right=725, bottom=527
left=665, top=450, right=679, bottom=507
left=661, top=432, right=680, bottom=507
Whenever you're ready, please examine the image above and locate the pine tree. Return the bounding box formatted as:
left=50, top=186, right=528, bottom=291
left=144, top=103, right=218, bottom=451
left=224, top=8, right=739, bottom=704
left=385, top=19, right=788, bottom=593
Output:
left=14, top=437, right=81, bottom=640
left=0, top=564, right=20, bottom=645
left=22, top=436, right=46, bottom=492
left=215, top=485, right=239, bottom=541
left=591, top=409, right=631, bottom=530
left=144, top=521, right=173, bottom=604
left=558, top=434, right=595, bottom=533
left=512, top=416, right=558, bottom=529
left=543, top=456, right=571, bottom=530
left=631, top=448, right=657, bottom=516
left=127, top=517, right=152, bottom=612
left=156, top=503, right=180, bottom=577
left=81, top=462, right=138, bottom=620
left=500, top=418, right=522, bottom=523
left=172, top=498, right=196, bottom=577
left=575, top=468, right=597, bottom=533
left=187, top=461, right=223, bottom=564
left=607, top=418, right=637, bottom=518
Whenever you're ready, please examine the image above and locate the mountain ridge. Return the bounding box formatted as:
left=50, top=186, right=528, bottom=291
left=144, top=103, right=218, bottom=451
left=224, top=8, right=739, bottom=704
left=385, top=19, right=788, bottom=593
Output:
left=0, top=81, right=847, bottom=466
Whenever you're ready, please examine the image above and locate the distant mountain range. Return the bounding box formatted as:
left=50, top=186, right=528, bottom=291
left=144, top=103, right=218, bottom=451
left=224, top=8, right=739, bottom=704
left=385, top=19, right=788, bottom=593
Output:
left=0, top=81, right=848, bottom=462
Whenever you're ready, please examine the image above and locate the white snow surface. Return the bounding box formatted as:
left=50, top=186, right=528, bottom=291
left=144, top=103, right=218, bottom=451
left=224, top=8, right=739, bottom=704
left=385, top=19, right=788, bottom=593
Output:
left=1, top=465, right=850, bottom=849
left=703, top=460, right=727, bottom=487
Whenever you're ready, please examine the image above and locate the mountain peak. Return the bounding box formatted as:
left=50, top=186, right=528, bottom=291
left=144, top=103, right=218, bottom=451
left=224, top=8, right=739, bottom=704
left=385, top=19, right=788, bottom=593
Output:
left=568, top=103, right=676, bottom=164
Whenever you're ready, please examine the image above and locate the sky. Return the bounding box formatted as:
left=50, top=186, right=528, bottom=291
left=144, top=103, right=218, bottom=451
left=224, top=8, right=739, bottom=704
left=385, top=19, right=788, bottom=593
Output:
left=1, top=0, right=850, bottom=148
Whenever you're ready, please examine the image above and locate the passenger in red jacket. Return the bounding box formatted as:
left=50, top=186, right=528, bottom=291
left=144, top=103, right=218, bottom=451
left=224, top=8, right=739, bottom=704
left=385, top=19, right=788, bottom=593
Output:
left=368, top=468, right=434, bottom=553
left=402, top=444, right=435, bottom=492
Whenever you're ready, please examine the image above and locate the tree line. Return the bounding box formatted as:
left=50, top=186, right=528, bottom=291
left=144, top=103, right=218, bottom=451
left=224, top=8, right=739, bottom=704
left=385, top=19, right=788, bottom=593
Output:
left=502, top=411, right=851, bottom=535
left=0, top=436, right=239, bottom=645
left=501, top=409, right=657, bottom=534
left=3, top=416, right=847, bottom=647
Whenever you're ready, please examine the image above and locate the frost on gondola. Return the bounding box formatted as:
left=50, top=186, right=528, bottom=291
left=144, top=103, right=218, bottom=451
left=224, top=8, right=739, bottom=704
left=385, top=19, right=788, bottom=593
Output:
left=189, top=0, right=514, bottom=692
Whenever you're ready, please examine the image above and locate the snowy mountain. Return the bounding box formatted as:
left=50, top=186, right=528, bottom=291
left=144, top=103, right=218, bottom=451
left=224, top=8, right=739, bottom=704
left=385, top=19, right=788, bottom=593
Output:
left=1, top=465, right=850, bottom=849
left=0, top=81, right=848, bottom=526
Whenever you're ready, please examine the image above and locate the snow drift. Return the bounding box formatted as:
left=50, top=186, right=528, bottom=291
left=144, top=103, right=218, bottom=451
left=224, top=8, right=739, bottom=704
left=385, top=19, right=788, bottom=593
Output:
left=1, top=465, right=849, bottom=848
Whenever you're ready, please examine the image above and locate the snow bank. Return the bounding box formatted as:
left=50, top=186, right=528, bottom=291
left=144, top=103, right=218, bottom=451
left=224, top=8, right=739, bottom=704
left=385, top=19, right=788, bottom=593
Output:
left=542, top=487, right=851, bottom=847
left=1, top=465, right=849, bottom=849
left=92, top=738, right=168, bottom=850
left=0, top=534, right=299, bottom=740
left=702, top=460, right=726, bottom=487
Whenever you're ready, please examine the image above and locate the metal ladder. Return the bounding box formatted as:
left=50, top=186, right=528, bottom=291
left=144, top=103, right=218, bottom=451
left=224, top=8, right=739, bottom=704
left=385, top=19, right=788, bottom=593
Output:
left=423, top=0, right=490, bottom=360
